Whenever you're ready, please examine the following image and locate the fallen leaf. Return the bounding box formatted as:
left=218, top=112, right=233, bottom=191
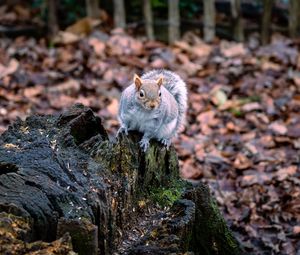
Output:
left=107, top=33, right=143, bottom=56
left=292, top=226, right=300, bottom=235
left=48, top=94, right=75, bottom=109
left=241, top=172, right=272, bottom=187
left=211, top=88, right=227, bottom=106
left=66, top=17, right=101, bottom=36
left=180, top=159, right=202, bottom=182
left=23, top=85, right=44, bottom=98
left=261, top=60, right=281, bottom=71
left=269, top=122, right=287, bottom=135
left=192, top=43, right=212, bottom=58
left=197, top=110, right=216, bottom=125
left=89, top=38, right=106, bottom=57
left=275, top=165, right=297, bottom=181
left=233, top=153, right=252, bottom=170
left=242, top=102, right=261, bottom=112
left=287, top=122, right=300, bottom=138
left=53, top=31, right=81, bottom=45
left=150, top=58, right=167, bottom=69
left=107, top=98, right=119, bottom=116
left=0, top=59, right=19, bottom=79
left=48, top=79, right=80, bottom=94
left=221, top=42, right=246, bottom=58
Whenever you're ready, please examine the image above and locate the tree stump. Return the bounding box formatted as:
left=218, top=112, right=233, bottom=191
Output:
left=0, top=104, right=243, bottom=255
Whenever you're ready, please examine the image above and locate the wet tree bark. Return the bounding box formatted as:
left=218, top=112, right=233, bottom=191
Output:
left=230, top=0, right=244, bottom=42
left=168, top=0, right=180, bottom=44
left=47, top=0, right=59, bottom=40
left=113, top=0, right=126, bottom=29
left=261, top=0, right=274, bottom=45
left=0, top=104, right=243, bottom=255
left=86, top=0, right=100, bottom=19
left=289, top=0, right=299, bottom=38
left=143, top=0, right=154, bottom=40
left=203, top=0, right=215, bottom=43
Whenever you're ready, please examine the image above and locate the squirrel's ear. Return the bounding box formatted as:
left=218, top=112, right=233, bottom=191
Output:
left=157, top=76, right=164, bottom=87
left=134, top=74, right=142, bottom=90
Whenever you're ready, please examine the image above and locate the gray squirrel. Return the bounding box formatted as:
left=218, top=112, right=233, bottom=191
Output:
left=117, top=69, right=187, bottom=151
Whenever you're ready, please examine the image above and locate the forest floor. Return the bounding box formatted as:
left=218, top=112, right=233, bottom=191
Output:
left=0, top=29, right=300, bottom=254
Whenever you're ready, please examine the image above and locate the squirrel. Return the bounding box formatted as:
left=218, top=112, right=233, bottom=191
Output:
left=117, top=69, right=187, bottom=152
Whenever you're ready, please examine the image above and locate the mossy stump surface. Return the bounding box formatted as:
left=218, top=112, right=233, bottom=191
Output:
left=0, top=104, right=243, bottom=255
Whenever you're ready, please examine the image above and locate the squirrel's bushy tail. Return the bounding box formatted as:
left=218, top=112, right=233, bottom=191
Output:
left=142, top=69, right=188, bottom=133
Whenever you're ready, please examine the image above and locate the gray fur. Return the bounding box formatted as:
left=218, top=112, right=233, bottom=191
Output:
left=117, top=69, right=187, bottom=151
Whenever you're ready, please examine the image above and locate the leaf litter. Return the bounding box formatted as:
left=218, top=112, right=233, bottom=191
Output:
left=0, top=30, right=299, bottom=254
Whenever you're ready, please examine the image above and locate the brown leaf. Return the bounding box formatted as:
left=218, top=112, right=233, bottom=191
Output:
left=241, top=171, right=272, bottom=187
left=180, top=62, right=202, bottom=76
left=261, top=60, right=281, bottom=71
left=75, top=96, right=94, bottom=107
left=233, top=153, right=252, bottom=170
left=14, top=5, right=31, bottom=19
left=150, top=58, right=167, bottom=69
left=23, top=86, right=44, bottom=98
left=173, top=41, right=191, bottom=52
left=260, top=135, right=275, bottom=148
left=107, top=98, right=119, bottom=116
left=287, top=122, right=300, bottom=138
left=269, top=122, right=287, bottom=135
left=196, top=110, right=216, bottom=125
left=244, top=143, right=258, bottom=155
left=241, top=102, right=261, bottom=112
left=119, top=56, right=146, bottom=68
left=205, top=149, right=231, bottom=164
left=0, top=125, right=6, bottom=134
left=107, top=34, right=143, bottom=56
left=0, top=88, right=23, bottom=102
left=48, top=94, right=75, bottom=109
left=275, top=165, right=297, bottom=181
left=221, top=42, right=246, bottom=58
left=292, top=74, right=300, bottom=87
left=192, top=43, right=212, bottom=58
left=194, top=144, right=205, bottom=161
left=53, top=31, right=81, bottom=45
left=48, top=79, right=80, bottom=94
left=292, top=226, right=300, bottom=235
left=0, top=59, right=19, bottom=79
left=180, top=159, right=202, bottom=182
left=89, top=38, right=106, bottom=57
left=66, top=17, right=100, bottom=36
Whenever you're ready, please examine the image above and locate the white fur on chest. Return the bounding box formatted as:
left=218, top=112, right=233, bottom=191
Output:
left=126, top=107, right=160, bottom=133
left=123, top=106, right=176, bottom=140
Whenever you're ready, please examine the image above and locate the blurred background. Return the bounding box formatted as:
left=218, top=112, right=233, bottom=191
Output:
left=0, top=0, right=300, bottom=254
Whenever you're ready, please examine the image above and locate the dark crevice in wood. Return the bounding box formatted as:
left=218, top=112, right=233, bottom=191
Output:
left=0, top=162, right=19, bottom=175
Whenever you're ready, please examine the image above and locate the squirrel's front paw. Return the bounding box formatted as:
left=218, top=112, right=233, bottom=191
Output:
left=116, top=126, right=128, bottom=137
left=161, top=138, right=172, bottom=149
left=139, top=138, right=150, bottom=152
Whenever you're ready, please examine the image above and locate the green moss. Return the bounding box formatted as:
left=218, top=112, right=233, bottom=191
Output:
left=238, top=95, right=261, bottom=104
left=229, top=107, right=244, bottom=117
left=149, top=179, right=185, bottom=207
left=204, top=196, right=241, bottom=254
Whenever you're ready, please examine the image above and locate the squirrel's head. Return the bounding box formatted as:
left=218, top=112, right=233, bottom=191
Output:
left=133, top=74, right=163, bottom=110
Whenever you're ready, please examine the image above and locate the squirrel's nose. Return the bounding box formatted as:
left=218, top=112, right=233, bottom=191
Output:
left=150, top=104, right=155, bottom=109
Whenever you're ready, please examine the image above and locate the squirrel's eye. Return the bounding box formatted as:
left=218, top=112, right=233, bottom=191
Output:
left=139, top=90, right=145, bottom=97
left=159, top=91, right=161, bottom=97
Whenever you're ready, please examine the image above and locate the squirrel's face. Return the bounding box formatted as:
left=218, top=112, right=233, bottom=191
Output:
left=134, top=74, right=163, bottom=110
